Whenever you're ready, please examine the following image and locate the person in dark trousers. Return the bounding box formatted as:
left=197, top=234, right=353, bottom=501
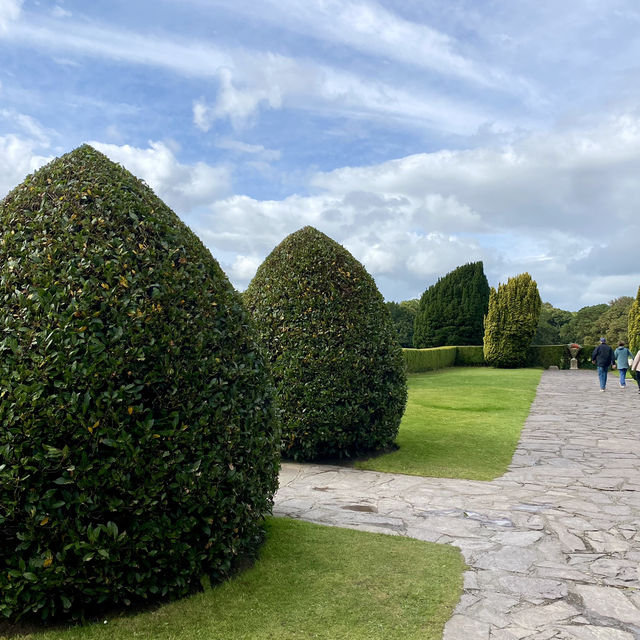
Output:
left=591, top=337, right=615, bottom=391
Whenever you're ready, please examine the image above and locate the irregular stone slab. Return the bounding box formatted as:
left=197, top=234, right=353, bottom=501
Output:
left=574, top=584, right=640, bottom=626
left=443, top=614, right=491, bottom=639
left=555, top=625, right=635, bottom=639
left=475, top=546, right=540, bottom=573
left=510, top=600, right=579, bottom=629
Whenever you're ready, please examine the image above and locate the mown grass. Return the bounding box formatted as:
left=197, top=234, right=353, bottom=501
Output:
left=4, top=518, right=465, bottom=640
left=355, top=367, right=542, bottom=480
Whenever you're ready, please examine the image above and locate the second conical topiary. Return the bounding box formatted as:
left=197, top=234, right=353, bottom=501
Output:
left=245, top=226, right=407, bottom=461
left=0, top=145, right=280, bottom=622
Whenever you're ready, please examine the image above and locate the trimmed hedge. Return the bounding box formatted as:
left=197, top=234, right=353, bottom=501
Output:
left=245, top=226, right=407, bottom=461
left=454, top=346, right=485, bottom=366
left=403, top=347, right=457, bottom=373
left=403, top=344, right=599, bottom=372
left=0, top=145, right=280, bottom=622
left=525, top=345, right=567, bottom=369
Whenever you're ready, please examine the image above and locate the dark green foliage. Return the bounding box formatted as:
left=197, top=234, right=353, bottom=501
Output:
left=630, top=287, right=640, bottom=353
left=385, top=300, right=418, bottom=347
left=558, top=304, right=608, bottom=344
left=244, top=226, right=407, bottom=462
left=454, top=346, right=485, bottom=366
left=593, top=296, right=633, bottom=345
left=526, top=345, right=567, bottom=369
left=533, top=302, right=573, bottom=345
left=402, top=347, right=457, bottom=373
left=413, top=262, right=490, bottom=348
left=483, top=273, right=542, bottom=368
left=0, top=146, right=280, bottom=622
left=577, top=344, right=598, bottom=369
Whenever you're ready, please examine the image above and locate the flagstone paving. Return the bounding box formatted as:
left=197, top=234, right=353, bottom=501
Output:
left=273, top=369, right=640, bottom=639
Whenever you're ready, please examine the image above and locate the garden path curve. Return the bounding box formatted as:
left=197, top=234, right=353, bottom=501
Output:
left=274, top=369, right=640, bottom=639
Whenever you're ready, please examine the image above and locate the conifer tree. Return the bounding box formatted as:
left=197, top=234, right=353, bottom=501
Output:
left=483, top=272, right=542, bottom=367
left=629, top=286, right=640, bottom=353
left=413, top=262, right=490, bottom=347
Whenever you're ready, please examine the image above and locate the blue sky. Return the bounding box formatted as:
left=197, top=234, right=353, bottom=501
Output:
left=1, top=0, right=640, bottom=310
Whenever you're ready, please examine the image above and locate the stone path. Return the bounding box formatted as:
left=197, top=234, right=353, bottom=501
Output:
left=274, top=369, right=640, bottom=639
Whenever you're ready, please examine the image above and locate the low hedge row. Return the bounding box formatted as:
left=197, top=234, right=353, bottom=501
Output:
left=403, top=344, right=599, bottom=372
left=454, top=346, right=485, bottom=366
left=403, top=347, right=457, bottom=373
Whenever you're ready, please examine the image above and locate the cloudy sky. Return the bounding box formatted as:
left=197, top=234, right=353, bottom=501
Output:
left=1, top=0, right=639, bottom=310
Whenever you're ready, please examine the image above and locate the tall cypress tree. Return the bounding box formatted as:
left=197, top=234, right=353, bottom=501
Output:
left=629, top=285, right=640, bottom=353
left=483, top=272, right=542, bottom=367
left=413, top=262, right=490, bottom=347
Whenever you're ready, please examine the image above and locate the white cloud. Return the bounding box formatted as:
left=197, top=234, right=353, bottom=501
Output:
left=215, top=138, right=281, bottom=162
left=189, top=111, right=640, bottom=307
left=229, top=254, right=263, bottom=281
left=51, top=5, right=71, bottom=19
left=9, top=17, right=502, bottom=135
left=0, top=134, right=52, bottom=197
left=0, top=0, right=22, bottom=34
left=90, top=140, right=232, bottom=212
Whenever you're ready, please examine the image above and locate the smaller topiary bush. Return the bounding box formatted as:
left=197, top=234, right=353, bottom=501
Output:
left=454, top=346, right=485, bottom=366
left=403, top=347, right=457, bottom=373
left=245, top=226, right=407, bottom=461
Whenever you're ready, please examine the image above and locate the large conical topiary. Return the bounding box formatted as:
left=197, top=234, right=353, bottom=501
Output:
left=0, top=145, right=279, bottom=622
left=483, top=272, right=542, bottom=367
left=413, top=262, right=490, bottom=348
left=244, top=226, right=407, bottom=461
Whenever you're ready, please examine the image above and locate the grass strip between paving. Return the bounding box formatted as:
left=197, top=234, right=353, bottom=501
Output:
left=355, top=367, right=542, bottom=480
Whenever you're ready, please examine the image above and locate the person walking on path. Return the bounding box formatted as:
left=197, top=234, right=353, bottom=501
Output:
left=632, top=349, right=640, bottom=393
left=614, top=341, right=634, bottom=388
left=591, top=337, right=615, bottom=391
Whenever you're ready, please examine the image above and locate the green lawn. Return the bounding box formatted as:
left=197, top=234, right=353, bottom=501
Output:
left=4, top=518, right=465, bottom=640
left=355, top=367, right=542, bottom=480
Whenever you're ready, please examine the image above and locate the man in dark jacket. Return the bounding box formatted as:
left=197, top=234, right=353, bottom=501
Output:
left=591, top=337, right=615, bottom=391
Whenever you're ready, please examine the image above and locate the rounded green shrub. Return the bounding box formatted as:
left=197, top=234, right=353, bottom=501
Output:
left=244, top=226, right=407, bottom=461
left=0, top=145, right=280, bottom=622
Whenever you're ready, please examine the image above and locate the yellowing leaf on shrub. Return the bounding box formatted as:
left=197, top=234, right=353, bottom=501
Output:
left=43, top=556, right=53, bottom=568
left=127, top=406, right=133, bottom=415
left=101, top=282, right=110, bottom=290
left=88, top=420, right=99, bottom=433
left=40, top=516, right=49, bottom=526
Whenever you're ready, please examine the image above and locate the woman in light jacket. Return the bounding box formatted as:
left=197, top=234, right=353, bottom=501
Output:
left=614, top=342, right=633, bottom=388
left=631, top=350, right=640, bottom=393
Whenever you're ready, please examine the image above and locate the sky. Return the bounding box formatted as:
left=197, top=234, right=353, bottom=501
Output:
left=1, top=0, right=639, bottom=311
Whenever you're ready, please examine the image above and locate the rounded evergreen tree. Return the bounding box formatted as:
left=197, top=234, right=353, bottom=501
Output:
left=483, top=272, right=542, bottom=367
left=0, top=145, right=279, bottom=622
left=244, top=226, right=407, bottom=461
left=629, top=286, right=640, bottom=353
left=414, top=262, right=490, bottom=348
